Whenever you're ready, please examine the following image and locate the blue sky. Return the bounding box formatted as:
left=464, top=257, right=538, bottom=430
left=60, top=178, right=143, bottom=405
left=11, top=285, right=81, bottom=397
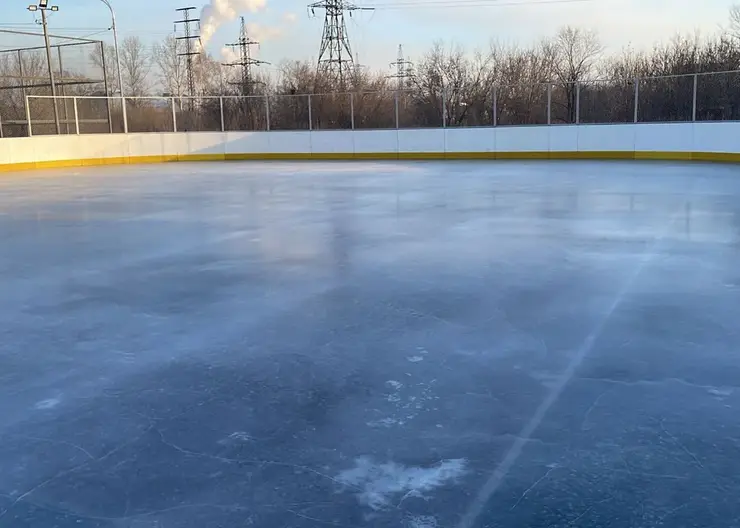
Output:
left=1, top=0, right=737, bottom=72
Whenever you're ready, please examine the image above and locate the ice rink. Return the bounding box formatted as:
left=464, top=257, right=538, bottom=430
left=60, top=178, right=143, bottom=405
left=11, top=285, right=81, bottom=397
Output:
left=2, top=160, right=740, bottom=528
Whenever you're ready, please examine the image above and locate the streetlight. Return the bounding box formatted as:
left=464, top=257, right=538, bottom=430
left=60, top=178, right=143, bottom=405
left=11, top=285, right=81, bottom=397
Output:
left=99, top=0, right=127, bottom=133
left=28, top=0, right=61, bottom=134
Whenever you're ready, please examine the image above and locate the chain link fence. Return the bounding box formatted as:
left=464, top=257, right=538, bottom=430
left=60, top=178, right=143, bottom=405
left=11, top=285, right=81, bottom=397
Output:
left=0, top=32, right=108, bottom=138
left=20, top=70, right=740, bottom=136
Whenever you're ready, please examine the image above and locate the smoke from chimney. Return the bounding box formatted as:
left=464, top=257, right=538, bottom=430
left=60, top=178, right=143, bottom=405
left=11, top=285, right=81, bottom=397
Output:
left=199, top=0, right=267, bottom=48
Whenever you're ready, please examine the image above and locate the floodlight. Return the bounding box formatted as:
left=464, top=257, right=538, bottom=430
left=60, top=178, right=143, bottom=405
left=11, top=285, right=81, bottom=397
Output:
left=50, top=5, right=59, bottom=10
left=39, top=0, right=48, bottom=7
left=28, top=4, right=38, bottom=10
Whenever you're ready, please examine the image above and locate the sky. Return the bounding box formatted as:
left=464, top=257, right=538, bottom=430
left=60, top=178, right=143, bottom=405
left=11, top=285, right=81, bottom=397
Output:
left=0, top=0, right=737, bottom=73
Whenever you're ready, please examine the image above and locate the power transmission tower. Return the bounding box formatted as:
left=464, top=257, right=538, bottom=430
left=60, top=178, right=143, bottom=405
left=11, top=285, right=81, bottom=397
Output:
left=174, top=7, right=200, bottom=99
left=223, top=17, right=269, bottom=95
left=308, top=0, right=373, bottom=90
left=388, top=44, right=413, bottom=91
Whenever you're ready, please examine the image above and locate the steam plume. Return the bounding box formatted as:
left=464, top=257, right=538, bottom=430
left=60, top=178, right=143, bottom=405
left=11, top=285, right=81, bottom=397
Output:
left=199, top=0, right=267, bottom=48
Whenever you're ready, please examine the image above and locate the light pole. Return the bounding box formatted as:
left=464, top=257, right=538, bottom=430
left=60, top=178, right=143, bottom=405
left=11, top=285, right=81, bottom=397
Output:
left=28, top=0, right=61, bottom=134
left=99, top=0, right=127, bottom=132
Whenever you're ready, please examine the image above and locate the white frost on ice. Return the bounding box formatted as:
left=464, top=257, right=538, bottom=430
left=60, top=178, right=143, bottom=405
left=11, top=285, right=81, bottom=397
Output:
left=386, top=380, right=404, bottom=390
left=407, top=356, right=424, bottom=363
left=219, top=431, right=254, bottom=444
left=367, top=418, right=403, bottom=428
left=708, top=387, right=733, bottom=397
left=409, top=515, right=438, bottom=528
left=336, top=456, right=467, bottom=510
left=34, top=398, right=60, bottom=410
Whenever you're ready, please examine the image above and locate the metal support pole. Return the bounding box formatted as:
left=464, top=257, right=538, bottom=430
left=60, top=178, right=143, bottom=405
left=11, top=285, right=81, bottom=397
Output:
left=100, top=43, right=113, bottom=133
left=0, top=113, right=4, bottom=138
left=57, top=46, right=70, bottom=134
left=265, top=95, right=270, bottom=131
left=172, top=97, right=177, bottom=132
left=100, top=0, right=128, bottom=133
left=73, top=97, right=79, bottom=135
left=41, top=9, right=61, bottom=135
left=219, top=97, right=225, bottom=132
left=633, top=78, right=639, bottom=123
left=395, top=91, right=400, bottom=129
left=547, top=84, right=552, bottom=125
left=26, top=95, right=33, bottom=137
left=692, top=73, right=698, bottom=122
left=18, top=50, right=29, bottom=135
left=308, top=94, right=312, bottom=131
left=575, top=82, right=581, bottom=124
left=350, top=93, right=355, bottom=130
left=493, top=86, right=497, bottom=126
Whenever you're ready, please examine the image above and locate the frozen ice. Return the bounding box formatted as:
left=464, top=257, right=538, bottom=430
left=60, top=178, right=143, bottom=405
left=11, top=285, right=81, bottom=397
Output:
left=1, top=160, right=740, bottom=527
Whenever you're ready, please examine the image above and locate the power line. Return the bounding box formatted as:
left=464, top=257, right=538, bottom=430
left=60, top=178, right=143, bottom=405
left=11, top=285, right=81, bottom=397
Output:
left=174, top=6, right=200, bottom=98
left=222, top=16, right=269, bottom=95
left=309, top=0, right=374, bottom=89
left=367, top=0, right=594, bottom=8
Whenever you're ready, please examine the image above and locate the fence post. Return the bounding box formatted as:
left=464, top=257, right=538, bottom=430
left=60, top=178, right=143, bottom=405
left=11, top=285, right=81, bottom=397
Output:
left=308, top=94, right=313, bottom=131
left=121, top=96, right=128, bottom=133
left=692, top=73, right=698, bottom=122
left=172, top=97, right=177, bottom=132
left=0, top=112, right=4, bottom=139
left=350, top=93, right=355, bottom=130
left=633, top=78, right=639, bottom=123
left=265, top=95, right=270, bottom=131
left=395, top=91, right=400, bottom=129
left=26, top=95, right=32, bottom=137
left=73, top=97, right=79, bottom=135
left=547, top=84, right=552, bottom=125
left=493, top=86, right=497, bottom=126
left=575, top=82, right=581, bottom=124
left=219, top=97, right=225, bottom=132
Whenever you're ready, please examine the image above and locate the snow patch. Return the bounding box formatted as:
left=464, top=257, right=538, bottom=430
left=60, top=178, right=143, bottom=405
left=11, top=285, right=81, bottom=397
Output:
left=708, top=387, right=733, bottom=397
left=336, top=457, right=467, bottom=510
left=407, top=356, right=424, bottom=363
left=386, top=380, right=404, bottom=390
left=34, top=398, right=60, bottom=410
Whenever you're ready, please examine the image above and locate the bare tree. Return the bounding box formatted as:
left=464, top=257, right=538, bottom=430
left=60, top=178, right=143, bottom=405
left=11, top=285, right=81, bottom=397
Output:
left=121, top=36, right=151, bottom=97
left=152, top=35, right=186, bottom=97
left=552, top=27, right=603, bottom=122
left=731, top=5, right=740, bottom=39
left=410, top=42, right=495, bottom=127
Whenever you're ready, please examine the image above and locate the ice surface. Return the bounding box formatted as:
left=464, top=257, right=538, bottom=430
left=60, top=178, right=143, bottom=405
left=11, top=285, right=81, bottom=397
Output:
left=1, top=160, right=740, bottom=527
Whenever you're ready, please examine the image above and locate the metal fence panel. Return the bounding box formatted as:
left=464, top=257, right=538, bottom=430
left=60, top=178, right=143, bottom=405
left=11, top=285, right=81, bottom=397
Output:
left=19, top=71, right=740, bottom=137
left=637, top=75, right=694, bottom=122
left=550, top=82, right=578, bottom=124
left=223, top=96, right=267, bottom=131
left=354, top=91, right=396, bottom=129
left=397, top=90, right=442, bottom=128
left=77, top=97, right=113, bottom=134
left=311, top=93, right=352, bottom=130
left=497, top=83, right=548, bottom=126
left=579, top=79, right=635, bottom=124
left=124, top=98, right=174, bottom=133
left=27, top=96, right=64, bottom=136
left=269, top=95, right=309, bottom=130
left=696, top=71, right=740, bottom=121
left=446, top=90, right=493, bottom=127
left=175, top=98, right=222, bottom=132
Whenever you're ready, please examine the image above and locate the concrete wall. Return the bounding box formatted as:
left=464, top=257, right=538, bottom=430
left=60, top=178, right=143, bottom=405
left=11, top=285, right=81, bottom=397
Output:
left=2, top=123, right=740, bottom=172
